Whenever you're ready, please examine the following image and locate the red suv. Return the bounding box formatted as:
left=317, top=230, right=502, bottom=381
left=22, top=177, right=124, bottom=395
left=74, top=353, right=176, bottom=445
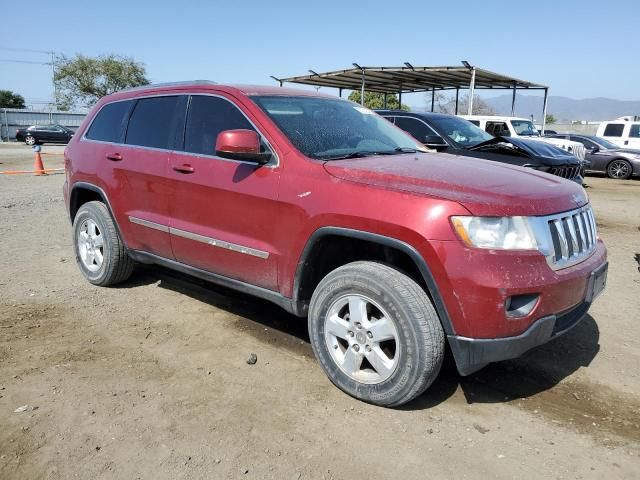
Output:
left=63, top=82, right=608, bottom=407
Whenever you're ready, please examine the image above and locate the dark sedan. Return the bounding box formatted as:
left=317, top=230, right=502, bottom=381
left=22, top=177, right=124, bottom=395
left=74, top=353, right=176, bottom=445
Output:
left=377, top=110, right=583, bottom=184
left=547, top=134, right=640, bottom=179
left=15, top=124, right=74, bottom=146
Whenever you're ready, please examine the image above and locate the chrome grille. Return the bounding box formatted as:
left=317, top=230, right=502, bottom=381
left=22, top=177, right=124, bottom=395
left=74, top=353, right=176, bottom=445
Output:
left=531, top=205, right=598, bottom=270
left=548, top=166, right=581, bottom=180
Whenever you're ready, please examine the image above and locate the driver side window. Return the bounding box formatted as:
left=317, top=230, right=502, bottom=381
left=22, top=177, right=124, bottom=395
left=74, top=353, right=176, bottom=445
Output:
left=394, top=117, right=436, bottom=143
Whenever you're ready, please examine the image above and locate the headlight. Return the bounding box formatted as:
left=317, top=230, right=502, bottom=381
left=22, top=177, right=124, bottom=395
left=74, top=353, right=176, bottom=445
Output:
left=451, top=216, right=538, bottom=250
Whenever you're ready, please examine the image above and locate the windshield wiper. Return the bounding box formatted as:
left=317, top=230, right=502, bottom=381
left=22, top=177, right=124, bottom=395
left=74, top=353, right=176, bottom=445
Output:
left=322, top=150, right=394, bottom=160
left=393, top=147, right=421, bottom=153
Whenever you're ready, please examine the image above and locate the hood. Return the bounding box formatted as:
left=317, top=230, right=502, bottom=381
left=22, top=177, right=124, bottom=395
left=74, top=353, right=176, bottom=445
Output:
left=323, top=152, right=588, bottom=217
left=468, top=136, right=580, bottom=166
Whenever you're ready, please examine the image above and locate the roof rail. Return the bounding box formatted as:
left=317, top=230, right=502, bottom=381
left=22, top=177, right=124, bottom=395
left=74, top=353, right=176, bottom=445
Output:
left=614, top=115, right=640, bottom=122
left=119, top=80, right=217, bottom=93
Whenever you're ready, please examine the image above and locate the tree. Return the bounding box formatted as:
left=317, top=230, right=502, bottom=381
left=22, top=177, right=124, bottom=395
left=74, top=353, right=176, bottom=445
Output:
left=0, top=90, right=26, bottom=109
left=545, top=114, right=556, bottom=124
left=54, top=54, right=149, bottom=109
left=426, top=92, right=496, bottom=115
left=347, top=91, right=410, bottom=111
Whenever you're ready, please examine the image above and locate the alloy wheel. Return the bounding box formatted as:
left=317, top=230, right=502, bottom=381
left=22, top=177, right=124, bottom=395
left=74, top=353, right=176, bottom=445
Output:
left=77, top=219, right=104, bottom=272
left=324, top=294, right=400, bottom=384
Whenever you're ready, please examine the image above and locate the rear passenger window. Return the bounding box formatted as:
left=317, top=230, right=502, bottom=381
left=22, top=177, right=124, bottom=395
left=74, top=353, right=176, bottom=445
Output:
left=86, top=101, right=132, bottom=143
left=630, top=124, right=640, bottom=138
left=125, top=96, right=182, bottom=149
left=184, top=95, right=254, bottom=155
left=603, top=124, right=625, bottom=137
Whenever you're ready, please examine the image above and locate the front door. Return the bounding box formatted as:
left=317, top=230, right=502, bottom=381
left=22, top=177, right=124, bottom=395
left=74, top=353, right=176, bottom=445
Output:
left=167, top=94, right=281, bottom=290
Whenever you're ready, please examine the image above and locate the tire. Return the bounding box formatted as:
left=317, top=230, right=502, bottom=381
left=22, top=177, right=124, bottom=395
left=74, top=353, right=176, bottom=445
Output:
left=607, top=159, right=632, bottom=179
left=308, top=261, right=445, bottom=407
left=72, top=201, right=134, bottom=286
left=24, top=135, right=36, bottom=146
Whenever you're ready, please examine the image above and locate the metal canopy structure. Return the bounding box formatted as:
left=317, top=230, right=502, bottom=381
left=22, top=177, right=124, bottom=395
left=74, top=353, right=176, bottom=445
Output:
left=272, top=62, right=552, bottom=132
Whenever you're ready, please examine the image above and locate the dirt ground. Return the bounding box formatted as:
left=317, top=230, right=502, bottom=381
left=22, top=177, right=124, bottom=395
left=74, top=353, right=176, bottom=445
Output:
left=0, top=143, right=639, bottom=480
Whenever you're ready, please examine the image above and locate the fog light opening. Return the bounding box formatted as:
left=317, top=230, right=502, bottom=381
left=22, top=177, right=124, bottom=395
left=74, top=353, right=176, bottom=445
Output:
left=505, top=294, right=539, bottom=319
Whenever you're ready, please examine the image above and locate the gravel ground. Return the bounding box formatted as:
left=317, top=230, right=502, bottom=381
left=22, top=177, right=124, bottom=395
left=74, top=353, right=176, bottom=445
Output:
left=1, top=143, right=639, bottom=479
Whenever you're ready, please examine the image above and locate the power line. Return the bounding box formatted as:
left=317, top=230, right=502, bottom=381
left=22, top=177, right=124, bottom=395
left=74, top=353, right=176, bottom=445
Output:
left=0, top=58, right=51, bottom=65
left=0, top=46, right=55, bottom=55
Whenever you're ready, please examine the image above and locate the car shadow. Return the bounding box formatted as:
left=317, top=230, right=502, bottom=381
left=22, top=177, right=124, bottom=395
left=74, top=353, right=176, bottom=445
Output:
left=119, top=264, right=600, bottom=409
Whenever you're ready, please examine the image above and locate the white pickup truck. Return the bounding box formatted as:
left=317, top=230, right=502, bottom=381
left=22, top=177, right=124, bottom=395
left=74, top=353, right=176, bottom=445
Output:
left=461, top=115, right=586, bottom=161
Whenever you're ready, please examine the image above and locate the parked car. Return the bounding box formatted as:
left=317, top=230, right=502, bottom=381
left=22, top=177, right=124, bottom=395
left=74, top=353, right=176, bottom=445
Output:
left=596, top=116, right=640, bottom=149
left=377, top=110, right=583, bottom=183
left=15, top=124, right=74, bottom=145
left=548, top=133, right=640, bottom=179
left=63, top=82, right=608, bottom=407
left=461, top=115, right=587, bottom=161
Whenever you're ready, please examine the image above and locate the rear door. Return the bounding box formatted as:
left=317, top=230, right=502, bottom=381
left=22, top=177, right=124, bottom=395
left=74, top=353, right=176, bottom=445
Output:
left=167, top=93, right=280, bottom=290
left=627, top=124, right=640, bottom=148
left=94, top=95, right=186, bottom=259
left=600, top=123, right=626, bottom=147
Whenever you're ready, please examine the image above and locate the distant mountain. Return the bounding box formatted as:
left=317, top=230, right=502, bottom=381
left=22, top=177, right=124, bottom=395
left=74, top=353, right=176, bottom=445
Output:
left=485, top=95, right=640, bottom=122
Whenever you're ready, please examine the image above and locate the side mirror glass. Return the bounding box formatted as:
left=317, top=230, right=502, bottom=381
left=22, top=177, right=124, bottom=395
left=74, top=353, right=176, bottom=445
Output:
left=423, top=134, right=448, bottom=149
left=215, top=129, right=271, bottom=164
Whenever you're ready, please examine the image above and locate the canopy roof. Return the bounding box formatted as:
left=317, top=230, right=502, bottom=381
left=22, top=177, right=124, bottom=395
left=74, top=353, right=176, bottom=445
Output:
left=274, top=65, right=548, bottom=94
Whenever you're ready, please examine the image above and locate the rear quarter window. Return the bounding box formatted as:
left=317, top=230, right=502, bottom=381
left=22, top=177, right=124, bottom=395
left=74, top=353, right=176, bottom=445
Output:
left=86, top=100, right=133, bottom=143
left=603, top=123, right=625, bottom=137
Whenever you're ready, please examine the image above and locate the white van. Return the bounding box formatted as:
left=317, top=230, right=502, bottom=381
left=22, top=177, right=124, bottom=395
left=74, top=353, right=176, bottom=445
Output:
left=461, top=115, right=586, bottom=161
left=596, top=116, right=640, bottom=149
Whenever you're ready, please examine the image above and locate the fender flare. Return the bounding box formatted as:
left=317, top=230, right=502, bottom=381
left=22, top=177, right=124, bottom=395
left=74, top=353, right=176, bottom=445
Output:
left=292, top=226, right=455, bottom=335
left=69, top=182, right=126, bottom=244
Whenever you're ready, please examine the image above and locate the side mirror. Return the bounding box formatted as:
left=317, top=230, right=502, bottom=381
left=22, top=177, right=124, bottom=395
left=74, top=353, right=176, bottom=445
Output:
left=423, top=134, right=448, bottom=149
left=215, top=129, right=271, bottom=164
left=590, top=146, right=600, bottom=154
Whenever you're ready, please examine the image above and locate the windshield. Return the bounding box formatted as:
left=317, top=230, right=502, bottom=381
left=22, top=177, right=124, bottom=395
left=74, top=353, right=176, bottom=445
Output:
left=251, top=96, right=426, bottom=160
left=510, top=120, right=540, bottom=136
left=431, top=116, right=494, bottom=147
left=590, top=137, right=619, bottom=149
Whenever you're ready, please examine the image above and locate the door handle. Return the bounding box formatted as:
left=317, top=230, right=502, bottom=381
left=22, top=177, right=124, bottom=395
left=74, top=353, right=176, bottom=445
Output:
left=106, top=153, right=123, bottom=161
left=172, top=164, right=195, bottom=174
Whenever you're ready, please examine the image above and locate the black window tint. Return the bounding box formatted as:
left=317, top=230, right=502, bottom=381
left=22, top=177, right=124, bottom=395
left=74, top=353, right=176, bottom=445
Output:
left=184, top=95, right=254, bottom=155
left=603, top=123, right=624, bottom=137
left=394, top=117, right=436, bottom=142
left=629, top=124, right=640, bottom=138
left=86, top=101, right=132, bottom=142
left=572, top=137, right=596, bottom=149
left=125, top=96, right=181, bottom=149
left=468, top=120, right=480, bottom=126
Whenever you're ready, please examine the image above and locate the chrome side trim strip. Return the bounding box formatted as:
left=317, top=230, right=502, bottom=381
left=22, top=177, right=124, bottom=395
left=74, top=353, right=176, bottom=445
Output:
left=170, top=227, right=269, bottom=259
left=127, top=216, right=269, bottom=259
left=129, top=216, right=170, bottom=232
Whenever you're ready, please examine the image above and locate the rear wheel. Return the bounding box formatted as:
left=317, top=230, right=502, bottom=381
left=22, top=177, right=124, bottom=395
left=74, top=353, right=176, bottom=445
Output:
left=72, top=201, right=134, bottom=286
left=308, top=261, right=445, bottom=407
left=607, top=159, right=632, bottom=179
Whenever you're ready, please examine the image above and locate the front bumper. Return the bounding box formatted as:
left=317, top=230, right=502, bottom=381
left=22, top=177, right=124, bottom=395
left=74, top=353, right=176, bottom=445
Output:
left=449, top=261, right=607, bottom=375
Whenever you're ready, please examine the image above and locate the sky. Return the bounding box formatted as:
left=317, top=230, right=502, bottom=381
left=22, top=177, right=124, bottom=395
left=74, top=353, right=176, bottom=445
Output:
left=1, top=0, right=639, bottom=109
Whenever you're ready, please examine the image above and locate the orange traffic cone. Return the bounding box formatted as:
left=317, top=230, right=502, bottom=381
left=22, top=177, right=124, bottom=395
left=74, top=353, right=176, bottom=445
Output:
left=33, top=150, right=46, bottom=176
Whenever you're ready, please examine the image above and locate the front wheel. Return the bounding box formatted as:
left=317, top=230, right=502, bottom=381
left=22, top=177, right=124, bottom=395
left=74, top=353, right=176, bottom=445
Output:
left=607, top=159, right=632, bottom=179
left=24, top=135, right=36, bottom=146
left=308, top=261, right=445, bottom=407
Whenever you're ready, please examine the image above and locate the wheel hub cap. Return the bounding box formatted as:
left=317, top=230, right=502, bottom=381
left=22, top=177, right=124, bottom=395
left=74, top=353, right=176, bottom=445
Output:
left=77, top=219, right=104, bottom=272
left=324, top=294, right=400, bottom=384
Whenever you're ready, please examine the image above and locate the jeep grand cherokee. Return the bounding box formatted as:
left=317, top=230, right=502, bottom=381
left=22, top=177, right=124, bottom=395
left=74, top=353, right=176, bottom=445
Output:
left=63, top=82, right=607, bottom=407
